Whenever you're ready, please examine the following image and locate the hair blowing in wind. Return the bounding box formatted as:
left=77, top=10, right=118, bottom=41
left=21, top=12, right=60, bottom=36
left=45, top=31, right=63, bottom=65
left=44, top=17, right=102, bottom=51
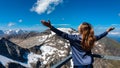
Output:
left=78, top=22, right=96, bottom=51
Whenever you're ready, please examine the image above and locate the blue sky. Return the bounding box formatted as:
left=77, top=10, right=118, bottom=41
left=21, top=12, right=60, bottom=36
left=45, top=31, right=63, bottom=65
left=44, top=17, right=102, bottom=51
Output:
left=0, top=0, right=120, bottom=35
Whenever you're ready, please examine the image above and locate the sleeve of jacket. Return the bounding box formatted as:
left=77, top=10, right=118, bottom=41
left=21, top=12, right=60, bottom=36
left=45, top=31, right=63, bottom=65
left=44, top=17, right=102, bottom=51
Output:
left=95, top=31, right=108, bottom=41
left=50, top=26, right=77, bottom=41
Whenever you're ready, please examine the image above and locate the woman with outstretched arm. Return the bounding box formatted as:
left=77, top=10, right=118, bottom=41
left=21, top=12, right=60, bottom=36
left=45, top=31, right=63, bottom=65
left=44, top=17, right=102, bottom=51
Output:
left=41, top=20, right=114, bottom=68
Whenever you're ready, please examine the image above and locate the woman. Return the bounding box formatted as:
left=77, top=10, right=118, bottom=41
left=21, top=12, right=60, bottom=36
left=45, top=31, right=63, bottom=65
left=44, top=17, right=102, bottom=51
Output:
left=41, top=20, right=114, bottom=68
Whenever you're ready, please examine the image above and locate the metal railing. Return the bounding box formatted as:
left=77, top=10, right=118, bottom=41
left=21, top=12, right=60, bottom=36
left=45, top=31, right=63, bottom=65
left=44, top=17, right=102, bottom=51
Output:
left=51, top=55, right=72, bottom=68
left=51, top=54, right=120, bottom=68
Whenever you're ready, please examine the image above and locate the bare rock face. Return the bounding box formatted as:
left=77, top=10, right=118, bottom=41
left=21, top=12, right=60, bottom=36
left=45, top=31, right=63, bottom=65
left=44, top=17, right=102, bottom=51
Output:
left=0, top=28, right=120, bottom=68
left=0, top=38, right=29, bottom=63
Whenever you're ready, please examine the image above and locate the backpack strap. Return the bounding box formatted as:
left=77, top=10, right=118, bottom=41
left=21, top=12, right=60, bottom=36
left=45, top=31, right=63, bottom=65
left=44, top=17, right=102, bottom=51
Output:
left=82, top=50, right=94, bottom=63
left=82, top=51, right=92, bottom=58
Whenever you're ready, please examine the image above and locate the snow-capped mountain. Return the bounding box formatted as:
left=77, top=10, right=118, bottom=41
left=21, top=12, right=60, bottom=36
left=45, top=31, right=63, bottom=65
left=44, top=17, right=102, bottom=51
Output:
left=5, top=29, right=16, bottom=35
left=0, top=28, right=120, bottom=68
left=14, top=29, right=25, bottom=34
left=5, top=29, right=26, bottom=35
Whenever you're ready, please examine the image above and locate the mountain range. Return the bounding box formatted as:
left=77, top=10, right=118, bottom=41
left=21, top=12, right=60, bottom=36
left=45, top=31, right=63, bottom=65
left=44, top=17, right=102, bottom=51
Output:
left=0, top=29, right=27, bottom=36
left=0, top=28, right=120, bottom=68
left=0, top=29, right=120, bottom=43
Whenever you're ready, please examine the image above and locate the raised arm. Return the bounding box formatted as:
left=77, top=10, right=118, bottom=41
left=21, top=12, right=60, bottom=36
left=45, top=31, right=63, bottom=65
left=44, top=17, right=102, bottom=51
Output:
left=41, top=20, right=76, bottom=40
left=96, top=27, right=115, bottom=41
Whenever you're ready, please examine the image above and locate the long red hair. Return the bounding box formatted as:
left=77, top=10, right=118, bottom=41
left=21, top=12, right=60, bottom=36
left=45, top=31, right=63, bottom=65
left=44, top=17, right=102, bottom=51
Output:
left=78, top=22, right=96, bottom=51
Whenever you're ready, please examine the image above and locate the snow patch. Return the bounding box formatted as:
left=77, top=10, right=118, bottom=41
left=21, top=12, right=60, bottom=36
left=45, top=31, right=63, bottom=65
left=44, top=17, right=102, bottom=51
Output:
left=95, top=49, right=98, bottom=52
left=50, top=28, right=75, bottom=35
left=98, top=44, right=102, bottom=47
left=38, top=35, right=48, bottom=42
left=58, top=28, right=73, bottom=34
left=58, top=40, right=63, bottom=44
left=64, top=43, right=68, bottom=48
left=70, top=59, right=73, bottom=68
left=51, top=31, right=56, bottom=35
left=28, top=53, right=41, bottom=63
left=40, top=45, right=57, bottom=56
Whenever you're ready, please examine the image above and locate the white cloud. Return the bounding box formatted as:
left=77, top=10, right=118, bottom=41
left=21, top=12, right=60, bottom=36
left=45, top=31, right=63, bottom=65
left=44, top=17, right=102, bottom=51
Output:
left=109, top=32, right=120, bottom=35
left=30, top=0, right=63, bottom=14
left=8, top=22, right=15, bottom=27
left=18, top=19, right=23, bottom=23
left=109, top=32, right=120, bottom=36
left=111, top=24, right=118, bottom=26
left=111, top=24, right=120, bottom=27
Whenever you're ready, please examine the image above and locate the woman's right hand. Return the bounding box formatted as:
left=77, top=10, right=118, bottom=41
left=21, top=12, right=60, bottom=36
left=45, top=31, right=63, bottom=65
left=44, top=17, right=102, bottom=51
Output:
left=106, top=27, right=115, bottom=32
left=41, top=20, right=52, bottom=28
